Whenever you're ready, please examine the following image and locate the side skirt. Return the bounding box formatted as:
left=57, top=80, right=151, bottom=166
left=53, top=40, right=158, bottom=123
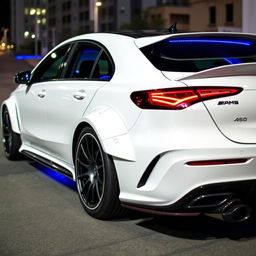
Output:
left=21, top=150, right=73, bottom=179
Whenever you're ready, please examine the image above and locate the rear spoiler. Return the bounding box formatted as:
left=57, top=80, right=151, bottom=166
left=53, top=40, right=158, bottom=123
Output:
left=179, top=63, right=256, bottom=81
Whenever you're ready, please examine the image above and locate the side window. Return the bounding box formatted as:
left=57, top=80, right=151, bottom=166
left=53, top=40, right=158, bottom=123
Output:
left=67, top=46, right=101, bottom=79
left=92, top=51, right=114, bottom=80
left=32, top=46, right=69, bottom=82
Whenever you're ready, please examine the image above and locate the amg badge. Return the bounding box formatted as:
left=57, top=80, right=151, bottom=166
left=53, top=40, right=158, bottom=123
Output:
left=218, top=101, right=239, bottom=105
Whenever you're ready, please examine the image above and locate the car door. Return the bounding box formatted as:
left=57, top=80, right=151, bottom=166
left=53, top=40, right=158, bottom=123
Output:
left=42, top=42, right=114, bottom=165
left=16, top=45, right=70, bottom=151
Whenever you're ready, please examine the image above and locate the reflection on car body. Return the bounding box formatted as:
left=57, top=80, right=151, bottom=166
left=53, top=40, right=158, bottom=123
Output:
left=2, top=31, right=256, bottom=223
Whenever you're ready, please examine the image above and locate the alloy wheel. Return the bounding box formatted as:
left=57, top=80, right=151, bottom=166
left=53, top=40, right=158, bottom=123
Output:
left=76, top=133, right=105, bottom=210
left=2, top=110, right=12, bottom=154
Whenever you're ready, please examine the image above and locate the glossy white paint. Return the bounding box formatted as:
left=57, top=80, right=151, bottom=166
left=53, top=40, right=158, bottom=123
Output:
left=40, top=80, right=107, bottom=164
left=183, top=73, right=256, bottom=144
left=15, top=82, right=48, bottom=150
left=2, top=32, right=256, bottom=210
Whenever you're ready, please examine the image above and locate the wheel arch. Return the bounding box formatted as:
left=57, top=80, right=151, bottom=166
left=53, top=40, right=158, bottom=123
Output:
left=72, top=106, right=136, bottom=164
left=72, top=122, right=92, bottom=164
left=1, top=99, right=21, bottom=134
left=74, top=125, right=126, bottom=219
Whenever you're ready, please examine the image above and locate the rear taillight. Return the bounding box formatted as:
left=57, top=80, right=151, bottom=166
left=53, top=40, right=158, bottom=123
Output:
left=131, top=87, right=242, bottom=110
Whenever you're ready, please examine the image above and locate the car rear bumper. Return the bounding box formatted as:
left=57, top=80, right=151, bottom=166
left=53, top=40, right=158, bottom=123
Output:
left=121, top=179, right=256, bottom=214
left=116, top=146, right=256, bottom=209
left=112, top=104, right=256, bottom=214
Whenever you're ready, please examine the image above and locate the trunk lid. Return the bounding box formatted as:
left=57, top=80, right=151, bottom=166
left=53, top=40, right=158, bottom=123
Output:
left=179, top=63, right=256, bottom=144
left=138, top=33, right=256, bottom=143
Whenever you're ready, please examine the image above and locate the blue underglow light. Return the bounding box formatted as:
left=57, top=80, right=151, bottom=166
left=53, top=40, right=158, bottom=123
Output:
left=15, top=55, right=42, bottom=60
left=224, top=58, right=242, bottom=64
left=31, top=163, right=77, bottom=191
left=169, top=39, right=253, bottom=46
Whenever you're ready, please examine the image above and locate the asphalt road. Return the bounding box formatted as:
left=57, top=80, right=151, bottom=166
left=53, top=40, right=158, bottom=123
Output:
left=1, top=51, right=256, bottom=256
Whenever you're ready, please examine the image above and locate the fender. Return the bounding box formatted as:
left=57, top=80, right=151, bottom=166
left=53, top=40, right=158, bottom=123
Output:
left=83, top=106, right=136, bottom=162
left=1, top=98, right=21, bottom=134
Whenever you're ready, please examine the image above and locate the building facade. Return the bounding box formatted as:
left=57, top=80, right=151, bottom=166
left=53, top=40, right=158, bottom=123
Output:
left=11, top=0, right=159, bottom=53
left=148, top=0, right=242, bottom=32
left=11, top=0, right=47, bottom=53
left=190, top=0, right=242, bottom=32
left=148, top=3, right=190, bottom=30
left=10, top=0, right=255, bottom=54
left=243, top=0, right=256, bottom=34
left=47, top=0, right=159, bottom=47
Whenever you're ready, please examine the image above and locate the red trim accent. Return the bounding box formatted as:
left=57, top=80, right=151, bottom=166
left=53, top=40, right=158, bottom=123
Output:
left=187, top=158, right=248, bottom=166
left=121, top=204, right=201, bottom=216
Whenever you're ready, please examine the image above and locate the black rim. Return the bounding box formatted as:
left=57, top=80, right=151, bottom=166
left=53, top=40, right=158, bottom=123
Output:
left=2, top=110, right=12, bottom=154
left=76, top=133, right=105, bottom=210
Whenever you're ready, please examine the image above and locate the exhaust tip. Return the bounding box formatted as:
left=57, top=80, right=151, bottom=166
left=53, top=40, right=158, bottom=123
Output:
left=206, top=198, right=252, bottom=223
left=222, top=204, right=251, bottom=223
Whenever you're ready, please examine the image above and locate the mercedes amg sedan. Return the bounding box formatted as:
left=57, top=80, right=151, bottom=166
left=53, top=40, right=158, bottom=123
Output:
left=2, top=32, right=256, bottom=222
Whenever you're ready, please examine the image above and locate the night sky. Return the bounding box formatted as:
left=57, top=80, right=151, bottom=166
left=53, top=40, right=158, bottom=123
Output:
left=0, top=0, right=10, bottom=29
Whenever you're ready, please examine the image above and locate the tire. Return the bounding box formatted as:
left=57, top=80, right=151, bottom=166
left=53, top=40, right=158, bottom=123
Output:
left=2, top=108, right=22, bottom=160
left=75, top=127, right=124, bottom=219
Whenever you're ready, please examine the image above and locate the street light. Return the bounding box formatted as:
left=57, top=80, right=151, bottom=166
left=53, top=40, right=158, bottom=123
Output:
left=94, top=1, right=102, bottom=32
left=24, top=31, right=29, bottom=38
left=30, top=8, right=36, bottom=15
left=30, top=8, right=40, bottom=56
left=95, top=1, right=102, bottom=7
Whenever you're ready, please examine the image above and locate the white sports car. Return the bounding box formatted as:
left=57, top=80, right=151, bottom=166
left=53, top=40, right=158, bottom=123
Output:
left=2, top=32, right=256, bottom=222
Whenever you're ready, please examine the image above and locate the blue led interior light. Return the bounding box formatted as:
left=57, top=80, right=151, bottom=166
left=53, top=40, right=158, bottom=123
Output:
left=224, top=58, right=242, bottom=64
left=100, top=75, right=111, bottom=80
left=169, top=39, right=253, bottom=46
left=82, top=49, right=99, bottom=54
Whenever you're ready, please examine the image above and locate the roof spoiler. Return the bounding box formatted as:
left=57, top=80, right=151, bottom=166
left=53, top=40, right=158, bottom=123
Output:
left=179, top=63, right=256, bottom=81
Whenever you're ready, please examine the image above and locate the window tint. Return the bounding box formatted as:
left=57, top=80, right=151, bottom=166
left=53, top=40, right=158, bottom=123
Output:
left=66, top=43, right=114, bottom=80
left=32, top=46, right=69, bottom=82
left=92, top=51, right=114, bottom=80
left=68, top=46, right=100, bottom=79
left=141, top=35, right=256, bottom=72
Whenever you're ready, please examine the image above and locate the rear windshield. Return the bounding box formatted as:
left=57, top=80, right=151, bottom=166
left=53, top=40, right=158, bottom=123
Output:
left=140, top=34, right=256, bottom=72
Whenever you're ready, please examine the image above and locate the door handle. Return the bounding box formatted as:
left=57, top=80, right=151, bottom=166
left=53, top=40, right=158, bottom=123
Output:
left=38, top=90, right=46, bottom=98
left=73, top=90, right=86, bottom=100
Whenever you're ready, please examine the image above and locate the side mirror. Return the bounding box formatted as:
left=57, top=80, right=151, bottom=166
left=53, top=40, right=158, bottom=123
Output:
left=14, top=70, right=31, bottom=85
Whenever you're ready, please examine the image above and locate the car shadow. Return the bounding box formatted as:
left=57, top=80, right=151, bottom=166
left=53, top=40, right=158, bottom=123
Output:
left=136, top=214, right=256, bottom=241
left=27, top=161, right=256, bottom=240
